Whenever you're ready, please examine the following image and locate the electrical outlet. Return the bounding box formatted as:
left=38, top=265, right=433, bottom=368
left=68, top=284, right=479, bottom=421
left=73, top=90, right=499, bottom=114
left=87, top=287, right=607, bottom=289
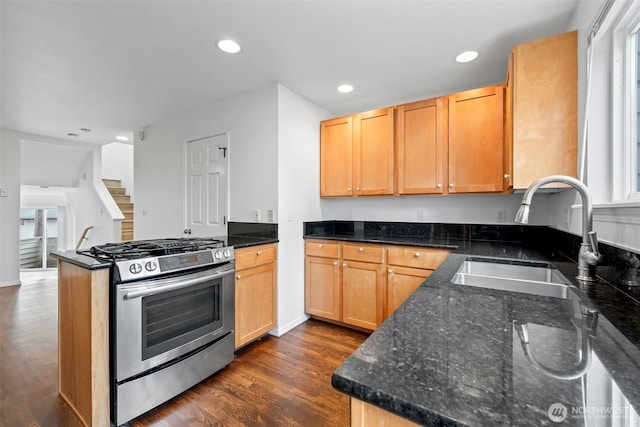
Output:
left=267, top=209, right=274, bottom=222
left=254, top=209, right=261, bottom=222
left=417, top=208, right=427, bottom=221
left=496, top=208, right=507, bottom=222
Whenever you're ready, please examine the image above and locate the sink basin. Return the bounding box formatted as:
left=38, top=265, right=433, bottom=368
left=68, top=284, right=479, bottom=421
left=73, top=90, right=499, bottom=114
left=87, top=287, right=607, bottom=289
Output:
left=451, top=257, right=571, bottom=299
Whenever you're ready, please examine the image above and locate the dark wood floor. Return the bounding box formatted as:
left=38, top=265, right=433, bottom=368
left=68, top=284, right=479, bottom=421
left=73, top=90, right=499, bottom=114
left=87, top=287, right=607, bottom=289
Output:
left=0, top=271, right=368, bottom=427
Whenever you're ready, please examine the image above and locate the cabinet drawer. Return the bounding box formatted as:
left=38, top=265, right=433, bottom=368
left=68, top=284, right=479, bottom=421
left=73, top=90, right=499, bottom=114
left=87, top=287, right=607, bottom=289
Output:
left=305, top=240, right=340, bottom=258
left=235, top=244, right=277, bottom=270
left=342, top=243, right=384, bottom=263
left=387, top=246, right=449, bottom=270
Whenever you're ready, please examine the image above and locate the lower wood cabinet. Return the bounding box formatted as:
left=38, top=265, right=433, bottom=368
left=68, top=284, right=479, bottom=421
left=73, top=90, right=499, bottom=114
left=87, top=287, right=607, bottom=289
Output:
left=305, top=255, right=341, bottom=321
left=386, top=246, right=450, bottom=317
left=351, top=398, right=420, bottom=427
left=305, top=240, right=449, bottom=331
left=234, top=244, right=277, bottom=349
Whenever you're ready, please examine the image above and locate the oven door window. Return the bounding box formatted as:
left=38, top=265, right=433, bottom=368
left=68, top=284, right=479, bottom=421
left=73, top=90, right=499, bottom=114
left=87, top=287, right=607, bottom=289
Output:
left=141, top=279, right=222, bottom=360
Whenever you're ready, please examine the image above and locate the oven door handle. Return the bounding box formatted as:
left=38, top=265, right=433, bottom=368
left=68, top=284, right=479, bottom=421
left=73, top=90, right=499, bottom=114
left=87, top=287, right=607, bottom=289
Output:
left=123, top=267, right=233, bottom=299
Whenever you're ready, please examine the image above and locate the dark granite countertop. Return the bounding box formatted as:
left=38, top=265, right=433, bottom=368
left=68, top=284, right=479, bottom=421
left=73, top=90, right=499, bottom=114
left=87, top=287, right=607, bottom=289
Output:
left=51, top=250, right=112, bottom=270
left=315, top=222, right=640, bottom=426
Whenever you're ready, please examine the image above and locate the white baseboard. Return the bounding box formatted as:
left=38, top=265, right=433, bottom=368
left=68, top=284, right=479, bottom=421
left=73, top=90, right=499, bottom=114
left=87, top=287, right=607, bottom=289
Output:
left=269, top=314, right=310, bottom=337
left=0, top=280, right=21, bottom=288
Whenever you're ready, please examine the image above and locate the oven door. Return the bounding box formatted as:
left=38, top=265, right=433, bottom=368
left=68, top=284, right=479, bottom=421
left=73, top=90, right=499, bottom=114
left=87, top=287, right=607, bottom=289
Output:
left=115, top=262, right=234, bottom=382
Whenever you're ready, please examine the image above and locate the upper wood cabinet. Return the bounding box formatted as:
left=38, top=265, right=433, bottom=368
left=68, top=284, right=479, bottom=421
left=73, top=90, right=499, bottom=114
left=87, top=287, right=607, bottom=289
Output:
left=396, top=98, right=448, bottom=194
left=506, top=30, right=578, bottom=190
left=448, top=86, right=505, bottom=194
left=354, top=108, right=395, bottom=196
left=320, top=115, right=353, bottom=197
left=320, top=108, right=394, bottom=197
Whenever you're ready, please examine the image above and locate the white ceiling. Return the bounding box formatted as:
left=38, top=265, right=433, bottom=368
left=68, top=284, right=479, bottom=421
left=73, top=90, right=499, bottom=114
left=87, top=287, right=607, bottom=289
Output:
left=1, top=0, right=580, bottom=146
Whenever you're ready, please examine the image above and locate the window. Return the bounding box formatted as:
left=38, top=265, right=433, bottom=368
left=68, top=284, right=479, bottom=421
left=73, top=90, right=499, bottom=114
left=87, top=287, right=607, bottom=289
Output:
left=609, top=0, right=640, bottom=201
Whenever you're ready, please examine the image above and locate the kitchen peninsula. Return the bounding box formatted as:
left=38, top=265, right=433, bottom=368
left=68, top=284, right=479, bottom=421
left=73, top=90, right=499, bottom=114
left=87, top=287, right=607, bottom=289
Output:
left=52, top=227, right=278, bottom=427
left=304, top=221, right=640, bottom=426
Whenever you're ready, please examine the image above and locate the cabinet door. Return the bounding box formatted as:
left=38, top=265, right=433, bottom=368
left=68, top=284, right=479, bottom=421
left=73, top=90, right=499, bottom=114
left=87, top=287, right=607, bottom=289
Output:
left=354, top=108, right=394, bottom=196
left=396, top=98, right=447, bottom=194
left=386, top=265, right=431, bottom=318
left=511, top=30, right=577, bottom=189
left=321, top=115, right=353, bottom=197
left=235, top=262, right=277, bottom=349
left=448, top=86, right=504, bottom=193
left=342, top=260, right=384, bottom=330
left=305, top=256, right=341, bottom=321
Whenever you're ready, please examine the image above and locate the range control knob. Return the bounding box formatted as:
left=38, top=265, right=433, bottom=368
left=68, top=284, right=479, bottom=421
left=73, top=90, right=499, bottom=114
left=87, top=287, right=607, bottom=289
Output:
left=129, top=263, right=143, bottom=274
left=145, top=261, right=157, bottom=272
left=223, top=249, right=231, bottom=258
left=214, top=251, right=222, bottom=260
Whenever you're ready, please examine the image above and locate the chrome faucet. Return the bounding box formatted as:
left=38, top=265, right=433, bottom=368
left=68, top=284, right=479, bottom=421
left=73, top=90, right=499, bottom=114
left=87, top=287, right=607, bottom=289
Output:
left=514, top=175, right=600, bottom=282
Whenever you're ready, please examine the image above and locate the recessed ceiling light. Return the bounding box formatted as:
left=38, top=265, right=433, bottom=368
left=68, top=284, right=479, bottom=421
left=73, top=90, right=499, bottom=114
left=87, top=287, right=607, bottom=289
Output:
left=217, top=39, right=241, bottom=54
left=456, top=51, right=479, bottom=63
left=67, top=133, right=79, bottom=137
left=337, top=84, right=354, bottom=93
left=80, top=128, right=91, bottom=132
left=116, top=135, right=129, bottom=142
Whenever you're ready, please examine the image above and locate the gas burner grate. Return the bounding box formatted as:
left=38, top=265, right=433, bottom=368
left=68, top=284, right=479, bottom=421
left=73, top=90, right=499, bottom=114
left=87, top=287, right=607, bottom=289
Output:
left=78, top=238, right=225, bottom=262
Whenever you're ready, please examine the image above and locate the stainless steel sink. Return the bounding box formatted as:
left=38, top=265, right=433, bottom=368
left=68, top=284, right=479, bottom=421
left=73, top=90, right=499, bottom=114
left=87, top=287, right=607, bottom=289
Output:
left=451, top=257, right=571, bottom=299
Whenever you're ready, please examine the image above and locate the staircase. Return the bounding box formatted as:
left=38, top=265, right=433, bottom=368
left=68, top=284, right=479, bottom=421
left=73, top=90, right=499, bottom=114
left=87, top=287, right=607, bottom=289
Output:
left=103, top=179, right=134, bottom=241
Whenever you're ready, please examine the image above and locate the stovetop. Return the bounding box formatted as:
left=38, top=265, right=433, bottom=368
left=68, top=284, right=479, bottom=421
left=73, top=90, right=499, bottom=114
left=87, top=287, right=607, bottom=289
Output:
left=77, top=238, right=235, bottom=282
left=78, top=238, right=226, bottom=262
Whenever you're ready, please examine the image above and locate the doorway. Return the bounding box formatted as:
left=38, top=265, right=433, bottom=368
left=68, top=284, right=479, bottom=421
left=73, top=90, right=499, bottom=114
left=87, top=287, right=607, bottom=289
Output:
left=19, top=208, right=58, bottom=270
left=185, top=132, right=229, bottom=237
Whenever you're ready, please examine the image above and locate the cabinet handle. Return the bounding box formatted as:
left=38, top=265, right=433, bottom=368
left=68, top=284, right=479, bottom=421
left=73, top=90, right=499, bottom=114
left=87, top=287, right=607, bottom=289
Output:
left=333, top=261, right=338, bottom=266
left=343, top=263, right=347, bottom=268
left=358, top=247, right=364, bottom=252
left=388, top=269, right=393, bottom=274
left=236, top=274, right=241, bottom=280
left=415, top=252, right=421, bottom=257
left=437, top=184, right=442, bottom=189
left=347, top=187, right=352, bottom=191
left=449, top=183, right=455, bottom=188
left=318, top=244, right=323, bottom=248
left=257, top=251, right=262, bottom=255
left=504, top=173, right=510, bottom=179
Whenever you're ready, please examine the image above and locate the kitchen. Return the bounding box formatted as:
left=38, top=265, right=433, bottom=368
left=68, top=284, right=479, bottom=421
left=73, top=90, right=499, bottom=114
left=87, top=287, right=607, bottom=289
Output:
left=2, top=0, right=640, bottom=426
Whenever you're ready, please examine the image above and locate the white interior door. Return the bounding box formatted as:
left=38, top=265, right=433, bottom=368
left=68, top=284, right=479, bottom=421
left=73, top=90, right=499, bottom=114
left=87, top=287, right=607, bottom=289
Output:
left=185, top=133, right=228, bottom=237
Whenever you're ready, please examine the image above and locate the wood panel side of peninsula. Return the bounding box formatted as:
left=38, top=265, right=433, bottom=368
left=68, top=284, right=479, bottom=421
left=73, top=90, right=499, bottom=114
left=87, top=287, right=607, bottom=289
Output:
left=58, top=260, right=110, bottom=427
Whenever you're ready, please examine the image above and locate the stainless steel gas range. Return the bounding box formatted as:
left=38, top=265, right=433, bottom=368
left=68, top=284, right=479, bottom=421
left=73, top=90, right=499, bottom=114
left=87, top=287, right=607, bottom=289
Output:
left=79, top=238, right=235, bottom=425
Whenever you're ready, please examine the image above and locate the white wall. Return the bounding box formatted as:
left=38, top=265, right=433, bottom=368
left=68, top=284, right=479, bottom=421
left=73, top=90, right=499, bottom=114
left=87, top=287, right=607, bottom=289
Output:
left=102, top=142, right=134, bottom=201
left=320, top=193, right=552, bottom=225
left=65, top=153, right=123, bottom=248
left=275, top=84, right=330, bottom=335
left=134, top=85, right=279, bottom=239
left=0, top=130, right=22, bottom=286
